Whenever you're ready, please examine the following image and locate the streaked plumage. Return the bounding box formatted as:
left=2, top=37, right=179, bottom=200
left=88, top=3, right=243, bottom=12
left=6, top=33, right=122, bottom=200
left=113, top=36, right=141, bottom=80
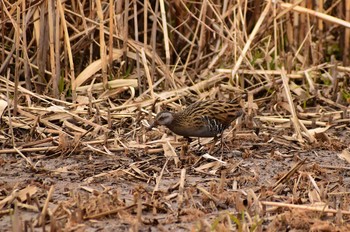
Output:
left=149, top=100, right=244, bottom=140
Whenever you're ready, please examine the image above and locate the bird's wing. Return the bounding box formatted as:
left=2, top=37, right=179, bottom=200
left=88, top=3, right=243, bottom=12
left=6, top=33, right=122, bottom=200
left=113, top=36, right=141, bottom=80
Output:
left=202, top=100, right=243, bottom=125
left=176, top=100, right=243, bottom=128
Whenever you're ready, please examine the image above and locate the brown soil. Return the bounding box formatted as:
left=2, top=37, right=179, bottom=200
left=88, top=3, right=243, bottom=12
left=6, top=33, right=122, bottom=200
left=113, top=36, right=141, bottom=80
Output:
left=1, top=127, right=350, bottom=231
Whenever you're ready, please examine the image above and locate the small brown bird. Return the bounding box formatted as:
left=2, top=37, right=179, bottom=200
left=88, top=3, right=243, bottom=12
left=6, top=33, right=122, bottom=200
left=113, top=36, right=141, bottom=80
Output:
left=149, top=100, right=244, bottom=152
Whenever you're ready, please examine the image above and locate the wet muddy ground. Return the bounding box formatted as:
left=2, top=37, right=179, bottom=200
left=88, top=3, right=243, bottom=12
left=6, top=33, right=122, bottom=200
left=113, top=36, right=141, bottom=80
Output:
left=1, top=127, right=350, bottom=231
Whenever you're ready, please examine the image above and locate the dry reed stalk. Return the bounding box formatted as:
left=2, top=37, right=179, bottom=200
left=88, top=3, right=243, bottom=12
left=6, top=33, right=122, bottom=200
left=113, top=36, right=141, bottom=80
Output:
left=74, top=49, right=123, bottom=88
left=231, top=0, right=272, bottom=83
left=194, top=0, right=208, bottom=70
left=132, top=0, right=142, bottom=94
left=281, top=68, right=307, bottom=142
left=84, top=204, right=136, bottom=220
left=152, top=157, right=169, bottom=200
left=14, top=6, right=20, bottom=116
left=38, top=185, right=55, bottom=226
left=261, top=116, right=330, bottom=127
left=76, top=79, right=138, bottom=92
left=14, top=147, right=36, bottom=170
left=180, top=3, right=201, bottom=79
left=273, top=158, right=306, bottom=191
left=177, top=168, right=186, bottom=210
left=143, top=0, right=148, bottom=47
left=120, top=0, right=129, bottom=74
left=217, top=68, right=305, bottom=78
left=21, top=1, right=31, bottom=91
left=344, top=1, right=350, bottom=65
left=48, top=0, right=58, bottom=98
left=95, top=0, right=108, bottom=90
left=56, top=0, right=75, bottom=100
left=141, top=48, right=154, bottom=99
left=135, top=191, right=142, bottom=228
left=261, top=201, right=350, bottom=215
left=109, top=0, right=115, bottom=66
left=149, top=0, right=159, bottom=93
left=278, top=1, right=350, bottom=29
left=159, top=0, right=170, bottom=65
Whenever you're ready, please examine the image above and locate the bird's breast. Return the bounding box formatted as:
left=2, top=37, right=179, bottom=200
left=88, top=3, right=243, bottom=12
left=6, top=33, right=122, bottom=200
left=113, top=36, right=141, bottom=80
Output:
left=166, top=123, right=223, bottom=138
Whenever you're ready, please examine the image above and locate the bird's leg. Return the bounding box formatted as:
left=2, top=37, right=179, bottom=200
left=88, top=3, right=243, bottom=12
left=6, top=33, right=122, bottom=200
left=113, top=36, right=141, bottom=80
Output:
left=180, top=137, right=191, bottom=159
left=219, top=133, right=231, bottom=154
left=197, top=137, right=202, bottom=147
left=209, top=134, right=227, bottom=155
left=197, top=137, right=206, bottom=150
left=219, top=133, right=225, bottom=155
left=208, top=135, right=219, bottom=154
left=186, top=137, right=192, bottom=144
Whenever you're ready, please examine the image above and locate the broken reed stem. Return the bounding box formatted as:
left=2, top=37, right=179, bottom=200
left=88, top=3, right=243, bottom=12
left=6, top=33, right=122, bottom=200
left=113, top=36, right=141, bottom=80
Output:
left=84, top=204, right=136, bottom=220
left=260, top=201, right=350, bottom=215
left=256, top=116, right=327, bottom=126
left=152, top=158, right=169, bottom=199
left=14, top=147, right=36, bottom=170
left=280, top=68, right=304, bottom=142
left=273, top=158, right=306, bottom=191
left=177, top=168, right=186, bottom=211
left=38, top=185, right=55, bottom=226
left=136, top=191, right=142, bottom=226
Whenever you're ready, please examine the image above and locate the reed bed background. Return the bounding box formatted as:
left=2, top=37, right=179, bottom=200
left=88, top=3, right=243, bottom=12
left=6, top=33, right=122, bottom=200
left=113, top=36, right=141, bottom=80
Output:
left=1, top=0, right=350, bottom=231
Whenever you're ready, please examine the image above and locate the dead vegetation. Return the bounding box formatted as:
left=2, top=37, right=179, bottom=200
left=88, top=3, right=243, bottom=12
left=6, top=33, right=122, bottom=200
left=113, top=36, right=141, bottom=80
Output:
left=1, top=0, right=350, bottom=231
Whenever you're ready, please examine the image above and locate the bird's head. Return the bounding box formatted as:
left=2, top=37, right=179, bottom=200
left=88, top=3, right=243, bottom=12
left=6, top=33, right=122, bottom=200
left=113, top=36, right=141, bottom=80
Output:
left=148, top=111, right=174, bottom=130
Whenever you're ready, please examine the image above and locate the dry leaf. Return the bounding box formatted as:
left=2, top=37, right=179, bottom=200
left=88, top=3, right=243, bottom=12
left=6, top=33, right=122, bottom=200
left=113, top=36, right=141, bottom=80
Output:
left=338, top=149, right=350, bottom=164
left=307, top=126, right=330, bottom=136
left=163, top=141, right=179, bottom=166
left=17, top=185, right=38, bottom=202
left=0, top=99, right=8, bottom=119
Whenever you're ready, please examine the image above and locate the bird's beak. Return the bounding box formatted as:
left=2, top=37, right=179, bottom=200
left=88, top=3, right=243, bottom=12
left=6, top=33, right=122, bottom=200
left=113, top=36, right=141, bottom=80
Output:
left=147, top=121, right=158, bottom=131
